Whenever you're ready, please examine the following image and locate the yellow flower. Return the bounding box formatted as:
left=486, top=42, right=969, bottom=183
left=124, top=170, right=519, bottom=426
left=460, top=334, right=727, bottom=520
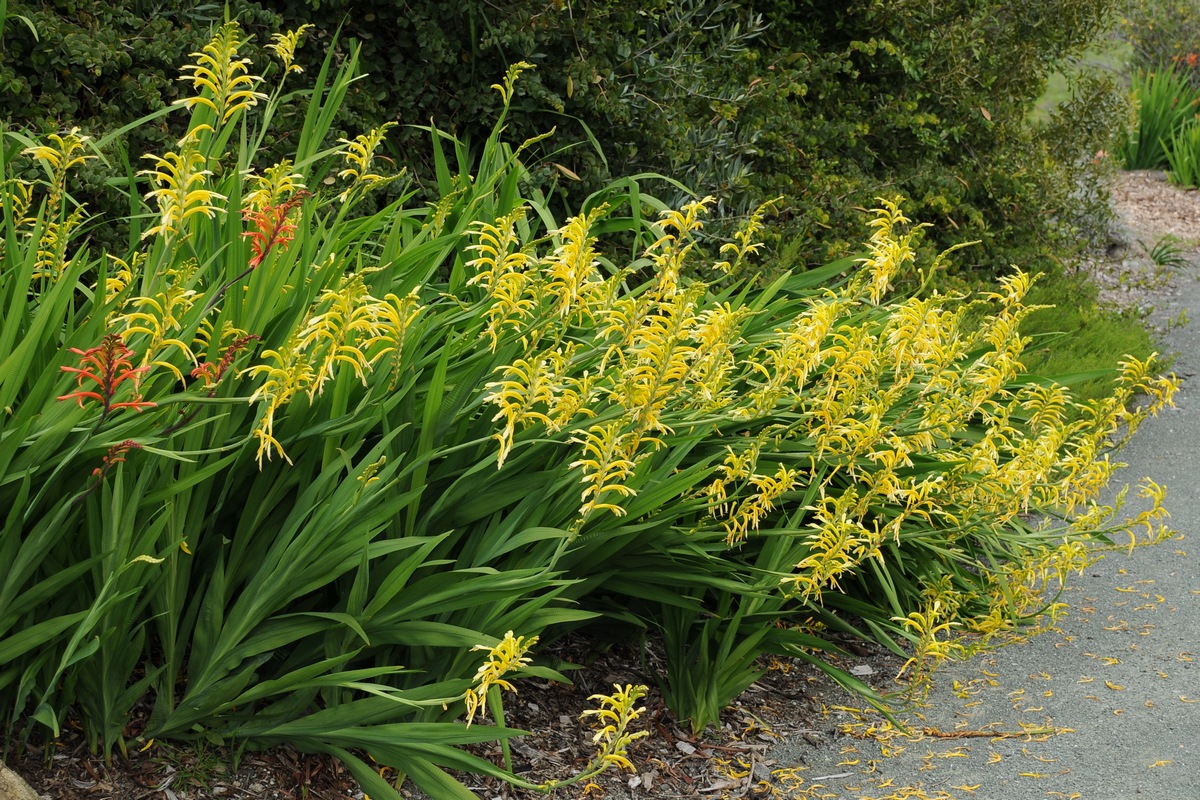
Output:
left=176, top=21, right=267, bottom=124
left=242, top=337, right=315, bottom=466
left=464, top=630, right=538, bottom=727
left=140, top=129, right=226, bottom=239
left=491, top=61, right=534, bottom=106
left=580, top=684, right=649, bottom=774
left=335, top=123, right=400, bottom=202
left=542, top=205, right=608, bottom=323
left=569, top=422, right=641, bottom=519
left=267, top=24, right=314, bottom=74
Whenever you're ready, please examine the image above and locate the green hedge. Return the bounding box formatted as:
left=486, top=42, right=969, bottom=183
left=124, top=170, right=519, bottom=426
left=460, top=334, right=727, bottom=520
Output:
left=1, top=0, right=1125, bottom=270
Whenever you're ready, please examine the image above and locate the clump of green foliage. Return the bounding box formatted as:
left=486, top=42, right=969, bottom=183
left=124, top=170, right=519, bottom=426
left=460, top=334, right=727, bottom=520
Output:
left=1165, top=117, right=1200, bottom=187
left=0, top=27, right=1178, bottom=798
left=1117, top=65, right=1200, bottom=169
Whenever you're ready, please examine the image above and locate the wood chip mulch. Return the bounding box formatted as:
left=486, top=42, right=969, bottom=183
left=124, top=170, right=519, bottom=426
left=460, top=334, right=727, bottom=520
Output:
left=5, top=633, right=905, bottom=800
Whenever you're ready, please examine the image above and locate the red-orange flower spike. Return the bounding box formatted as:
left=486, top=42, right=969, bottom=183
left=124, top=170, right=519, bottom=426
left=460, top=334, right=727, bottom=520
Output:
left=91, top=440, right=143, bottom=478
left=192, top=334, right=260, bottom=391
left=241, top=192, right=308, bottom=268
left=59, top=334, right=157, bottom=420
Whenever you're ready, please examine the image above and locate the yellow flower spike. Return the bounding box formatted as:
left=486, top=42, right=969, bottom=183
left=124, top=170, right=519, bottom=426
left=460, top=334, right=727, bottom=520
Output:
left=139, top=133, right=226, bottom=239
left=643, top=197, right=713, bottom=301
left=741, top=294, right=846, bottom=417
left=579, top=684, right=649, bottom=775
left=242, top=160, right=306, bottom=211
left=465, top=208, right=531, bottom=292
left=22, top=128, right=94, bottom=173
left=365, top=291, right=424, bottom=388
left=102, top=252, right=144, bottom=306
left=297, top=275, right=386, bottom=399
left=463, top=630, right=538, bottom=727
left=464, top=209, right=543, bottom=348
left=617, top=292, right=700, bottom=436
left=242, top=337, right=315, bottom=466
left=32, top=207, right=86, bottom=282
left=687, top=302, right=749, bottom=410
left=356, top=457, right=386, bottom=489
left=176, top=21, right=267, bottom=124
left=491, top=61, right=535, bottom=106
left=724, top=462, right=802, bottom=545
left=485, top=354, right=560, bottom=468
left=335, top=123, right=400, bottom=202
left=844, top=197, right=929, bottom=304
left=542, top=205, right=608, bottom=323
left=267, top=24, right=314, bottom=74
left=568, top=421, right=641, bottom=520
left=113, top=282, right=203, bottom=385
left=22, top=128, right=95, bottom=206
left=786, top=485, right=879, bottom=593
left=2, top=178, right=34, bottom=230
left=714, top=196, right=780, bottom=275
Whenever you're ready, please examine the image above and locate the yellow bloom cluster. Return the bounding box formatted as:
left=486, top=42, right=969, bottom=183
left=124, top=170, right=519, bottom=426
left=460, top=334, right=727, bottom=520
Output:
left=176, top=21, right=266, bottom=124
left=243, top=276, right=424, bottom=465
left=140, top=128, right=226, bottom=240
left=470, top=195, right=1178, bottom=659
left=579, top=684, right=650, bottom=773
left=464, top=630, right=538, bottom=727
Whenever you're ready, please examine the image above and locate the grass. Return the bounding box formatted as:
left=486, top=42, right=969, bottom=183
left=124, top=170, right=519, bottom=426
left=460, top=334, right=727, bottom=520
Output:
left=1019, top=268, right=1160, bottom=406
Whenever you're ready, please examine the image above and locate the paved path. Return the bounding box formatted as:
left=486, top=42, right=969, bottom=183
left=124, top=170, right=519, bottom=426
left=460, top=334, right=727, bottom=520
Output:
left=777, top=267, right=1200, bottom=799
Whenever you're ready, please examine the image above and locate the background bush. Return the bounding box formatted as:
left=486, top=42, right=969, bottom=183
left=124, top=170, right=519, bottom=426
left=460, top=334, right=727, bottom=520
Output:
left=1118, top=0, right=1200, bottom=75
left=2, top=0, right=1127, bottom=273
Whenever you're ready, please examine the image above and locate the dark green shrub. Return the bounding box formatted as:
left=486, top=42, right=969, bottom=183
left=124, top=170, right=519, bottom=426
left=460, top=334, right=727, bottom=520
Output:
left=732, top=0, right=1126, bottom=271
left=2, top=0, right=1127, bottom=272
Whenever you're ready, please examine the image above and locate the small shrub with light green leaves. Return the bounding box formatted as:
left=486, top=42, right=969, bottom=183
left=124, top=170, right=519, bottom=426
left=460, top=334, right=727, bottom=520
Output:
left=0, top=20, right=1180, bottom=796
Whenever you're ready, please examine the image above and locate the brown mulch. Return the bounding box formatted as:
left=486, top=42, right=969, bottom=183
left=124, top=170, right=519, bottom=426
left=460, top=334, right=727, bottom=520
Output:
left=1110, top=169, right=1200, bottom=243
left=5, top=634, right=903, bottom=800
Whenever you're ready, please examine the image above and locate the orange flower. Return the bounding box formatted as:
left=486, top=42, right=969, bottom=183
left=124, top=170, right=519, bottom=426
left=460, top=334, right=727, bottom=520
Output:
left=192, top=334, right=260, bottom=391
left=59, top=334, right=157, bottom=420
left=241, top=192, right=308, bottom=268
